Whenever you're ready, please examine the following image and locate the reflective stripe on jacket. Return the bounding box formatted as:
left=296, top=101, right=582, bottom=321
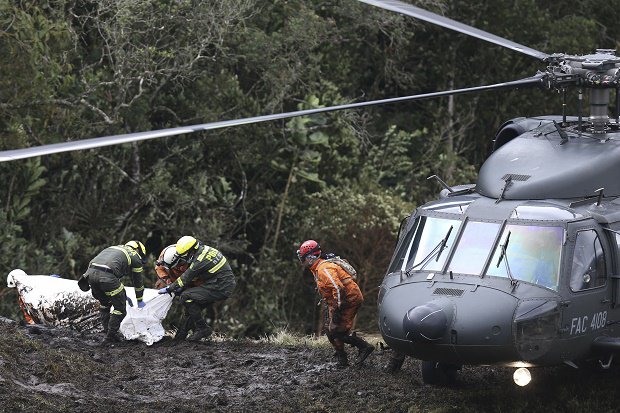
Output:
left=88, top=245, right=145, bottom=301
left=310, top=259, right=363, bottom=311
left=169, top=244, right=232, bottom=291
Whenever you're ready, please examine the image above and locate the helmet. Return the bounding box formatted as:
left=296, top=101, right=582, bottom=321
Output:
left=297, top=240, right=321, bottom=262
left=176, top=236, right=199, bottom=257
left=125, top=240, right=147, bottom=262
left=162, top=244, right=177, bottom=266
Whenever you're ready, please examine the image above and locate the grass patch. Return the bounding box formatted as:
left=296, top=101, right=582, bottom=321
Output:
left=254, top=329, right=332, bottom=348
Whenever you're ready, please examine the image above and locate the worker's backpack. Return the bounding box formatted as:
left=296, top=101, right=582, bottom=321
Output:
left=324, top=253, right=357, bottom=281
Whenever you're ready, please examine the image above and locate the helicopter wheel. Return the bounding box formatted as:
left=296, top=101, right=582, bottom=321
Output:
left=421, top=360, right=460, bottom=385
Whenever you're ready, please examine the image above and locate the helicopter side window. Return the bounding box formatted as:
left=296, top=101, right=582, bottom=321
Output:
left=403, top=216, right=461, bottom=272
left=487, top=225, right=563, bottom=290
left=570, top=230, right=606, bottom=292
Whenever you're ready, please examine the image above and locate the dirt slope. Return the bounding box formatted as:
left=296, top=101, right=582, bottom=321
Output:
left=1, top=317, right=620, bottom=413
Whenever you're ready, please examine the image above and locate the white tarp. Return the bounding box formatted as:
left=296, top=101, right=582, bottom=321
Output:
left=7, top=268, right=173, bottom=345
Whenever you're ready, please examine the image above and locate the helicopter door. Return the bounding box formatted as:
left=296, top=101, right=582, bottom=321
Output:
left=562, top=228, right=611, bottom=347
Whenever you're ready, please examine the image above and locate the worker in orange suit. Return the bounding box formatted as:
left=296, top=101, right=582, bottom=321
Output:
left=154, top=244, right=189, bottom=289
left=297, top=239, right=374, bottom=367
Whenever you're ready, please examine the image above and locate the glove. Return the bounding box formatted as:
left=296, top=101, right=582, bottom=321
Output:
left=158, top=287, right=170, bottom=295
left=126, top=297, right=134, bottom=307
left=137, top=300, right=146, bottom=309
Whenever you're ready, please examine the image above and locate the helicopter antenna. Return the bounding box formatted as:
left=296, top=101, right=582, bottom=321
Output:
left=427, top=175, right=454, bottom=193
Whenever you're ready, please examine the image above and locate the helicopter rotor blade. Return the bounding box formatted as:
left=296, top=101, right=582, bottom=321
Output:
left=358, top=0, right=550, bottom=61
left=0, top=75, right=545, bottom=163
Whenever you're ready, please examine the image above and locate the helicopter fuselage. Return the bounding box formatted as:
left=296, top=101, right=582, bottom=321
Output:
left=379, top=117, right=620, bottom=368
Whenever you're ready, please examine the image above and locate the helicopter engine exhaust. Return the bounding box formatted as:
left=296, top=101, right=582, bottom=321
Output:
left=403, top=299, right=454, bottom=342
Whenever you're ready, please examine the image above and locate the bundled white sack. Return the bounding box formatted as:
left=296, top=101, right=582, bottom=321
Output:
left=121, top=291, right=173, bottom=345
left=7, top=268, right=173, bottom=345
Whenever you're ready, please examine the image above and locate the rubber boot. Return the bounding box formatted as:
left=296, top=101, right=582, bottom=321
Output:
left=385, top=351, right=406, bottom=373
left=174, top=316, right=192, bottom=341
left=99, top=309, right=110, bottom=334
left=102, top=314, right=124, bottom=345
left=187, top=319, right=213, bottom=342
left=185, top=301, right=212, bottom=342
left=343, top=335, right=375, bottom=365
left=335, top=350, right=349, bottom=367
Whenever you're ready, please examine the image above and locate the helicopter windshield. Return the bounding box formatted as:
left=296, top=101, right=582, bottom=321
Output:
left=403, top=216, right=461, bottom=272
left=486, top=225, right=563, bottom=290
left=447, top=221, right=502, bottom=275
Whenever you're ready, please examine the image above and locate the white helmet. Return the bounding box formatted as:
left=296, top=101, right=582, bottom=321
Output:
left=162, top=244, right=178, bottom=267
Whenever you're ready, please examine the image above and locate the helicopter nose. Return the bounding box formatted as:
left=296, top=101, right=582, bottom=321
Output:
left=403, top=300, right=453, bottom=342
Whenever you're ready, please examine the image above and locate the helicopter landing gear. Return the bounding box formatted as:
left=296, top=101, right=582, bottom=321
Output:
left=421, top=360, right=460, bottom=385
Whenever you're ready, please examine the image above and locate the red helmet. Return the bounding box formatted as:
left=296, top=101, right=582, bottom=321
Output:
left=297, top=240, right=321, bottom=262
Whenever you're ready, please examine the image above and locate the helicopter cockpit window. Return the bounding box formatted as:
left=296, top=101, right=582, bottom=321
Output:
left=486, top=225, right=563, bottom=290
left=402, top=216, right=461, bottom=272
left=423, top=200, right=471, bottom=214
left=570, top=230, right=606, bottom=292
left=448, top=221, right=501, bottom=275
left=510, top=203, right=583, bottom=221
left=387, top=216, right=419, bottom=274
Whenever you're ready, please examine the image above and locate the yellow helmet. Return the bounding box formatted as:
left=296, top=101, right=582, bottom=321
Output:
left=125, top=240, right=147, bottom=261
left=176, top=236, right=198, bottom=256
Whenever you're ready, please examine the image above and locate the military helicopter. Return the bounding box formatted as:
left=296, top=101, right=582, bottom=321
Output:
left=361, top=2, right=620, bottom=387
left=2, top=0, right=620, bottom=387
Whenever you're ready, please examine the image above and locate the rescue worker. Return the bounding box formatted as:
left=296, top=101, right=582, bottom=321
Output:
left=158, top=236, right=236, bottom=342
left=83, top=240, right=147, bottom=344
left=155, top=243, right=206, bottom=339
left=297, top=240, right=374, bottom=367
left=154, top=244, right=189, bottom=289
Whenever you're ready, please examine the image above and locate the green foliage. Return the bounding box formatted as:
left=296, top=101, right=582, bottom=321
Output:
left=4, top=158, right=47, bottom=222
left=291, top=186, right=413, bottom=330
left=1, top=0, right=619, bottom=336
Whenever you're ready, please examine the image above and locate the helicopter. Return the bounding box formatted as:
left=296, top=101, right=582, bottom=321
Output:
left=2, top=0, right=620, bottom=386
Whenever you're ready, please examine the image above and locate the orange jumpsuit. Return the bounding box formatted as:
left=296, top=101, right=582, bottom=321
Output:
left=154, top=249, right=189, bottom=289
left=154, top=248, right=208, bottom=289
left=309, top=258, right=364, bottom=351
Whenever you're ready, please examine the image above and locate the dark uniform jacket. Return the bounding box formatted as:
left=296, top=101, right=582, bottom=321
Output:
left=168, top=244, right=234, bottom=291
left=88, top=245, right=145, bottom=301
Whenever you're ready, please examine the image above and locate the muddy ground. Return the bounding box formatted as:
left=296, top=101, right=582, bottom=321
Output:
left=1, top=317, right=620, bottom=413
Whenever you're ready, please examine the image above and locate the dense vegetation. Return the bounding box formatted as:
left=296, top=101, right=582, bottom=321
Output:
left=1, top=0, right=618, bottom=335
